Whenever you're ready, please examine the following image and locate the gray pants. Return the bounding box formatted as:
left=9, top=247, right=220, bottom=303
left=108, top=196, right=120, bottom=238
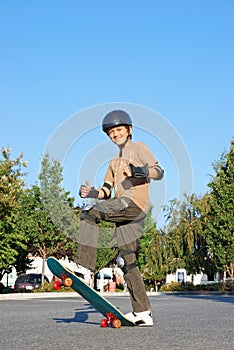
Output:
left=76, top=197, right=151, bottom=312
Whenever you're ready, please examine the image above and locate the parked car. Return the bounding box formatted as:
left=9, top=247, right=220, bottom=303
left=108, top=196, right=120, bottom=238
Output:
left=14, top=273, right=49, bottom=291
left=0, top=282, right=5, bottom=293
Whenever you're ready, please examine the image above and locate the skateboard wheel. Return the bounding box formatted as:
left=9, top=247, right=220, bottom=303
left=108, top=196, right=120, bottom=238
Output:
left=100, top=319, right=108, bottom=328
left=64, top=277, right=73, bottom=287
left=53, top=281, right=61, bottom=290
left=113, top=319, right=122, bottom=329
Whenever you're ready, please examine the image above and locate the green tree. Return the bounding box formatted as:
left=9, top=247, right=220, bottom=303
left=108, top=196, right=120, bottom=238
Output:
left=29, top=155, right=80, bottom=285
left=162, top=198, right=191, bottom=273
left=163, top=195, right=215, bottom=278
left=189, top=195, right=216, bottom=278
left=39, top=155, right=79, bottom=239
left=20, top=185, right=66, bottom=285
left=206, top=139, right=234, bottom=278
left=138, top=210, right=168, bottom=289
left=141, top=227, right=168, bottom=290
left=0, top=148, right=29, bottom=279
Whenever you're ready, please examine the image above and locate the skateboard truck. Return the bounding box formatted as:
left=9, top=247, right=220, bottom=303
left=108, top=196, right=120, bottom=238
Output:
left=100, top=312, right=122, bottom=328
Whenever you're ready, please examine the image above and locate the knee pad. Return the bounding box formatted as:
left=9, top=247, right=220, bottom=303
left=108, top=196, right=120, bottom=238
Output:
left=80, top=209, right=96, bottom=223
left=80, top=211, right=89, bottom=221
left=116, top=256, right=125, bottom=269
left=116, top=255, right=136, bottom=274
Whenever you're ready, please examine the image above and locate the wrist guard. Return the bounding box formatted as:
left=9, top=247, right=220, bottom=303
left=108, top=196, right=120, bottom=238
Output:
left=87, top=187, right=99, bottom=198
left=101, top=182, right=112, bottom=199
left=129, top=163, right=149, bottom=179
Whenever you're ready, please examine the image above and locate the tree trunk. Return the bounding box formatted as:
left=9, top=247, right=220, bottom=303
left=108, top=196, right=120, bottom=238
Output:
left=226, top=262, right=234, bottom=279
left=41, top=251, right=46, bottom=287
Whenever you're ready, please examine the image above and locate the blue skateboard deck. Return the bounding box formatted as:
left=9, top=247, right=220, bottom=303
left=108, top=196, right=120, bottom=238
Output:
left=47, top=257, right=135, bottom=327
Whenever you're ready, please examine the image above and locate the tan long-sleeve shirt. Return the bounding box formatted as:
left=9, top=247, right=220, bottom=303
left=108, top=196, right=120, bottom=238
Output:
left=104, top=140, right=160, bottom=213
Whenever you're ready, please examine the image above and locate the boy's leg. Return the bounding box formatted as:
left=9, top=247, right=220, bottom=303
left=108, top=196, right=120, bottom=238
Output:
left=75, top=211, right=99, bottom=270
left=76, top=197, right=145, bottom=273
left=76, top=198, right=131, bottom=269
left=123, top=257, right=151, bottom=312
left=117, top=226, right=151, bottom=313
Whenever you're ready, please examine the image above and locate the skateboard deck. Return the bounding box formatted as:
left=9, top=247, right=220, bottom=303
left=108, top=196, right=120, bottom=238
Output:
left=47, top=257, right=135, bottom=327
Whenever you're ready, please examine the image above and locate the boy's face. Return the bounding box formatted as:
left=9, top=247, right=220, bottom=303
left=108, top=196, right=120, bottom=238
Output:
left=107, top=125, right=132, bottom=146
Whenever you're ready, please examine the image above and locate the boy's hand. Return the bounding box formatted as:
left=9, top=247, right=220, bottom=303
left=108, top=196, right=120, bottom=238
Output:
left=79, top=179, right=91, bottom=198
left=79, top=180, right=99, bottom=199
left=123, top=161, right=132, bottom=177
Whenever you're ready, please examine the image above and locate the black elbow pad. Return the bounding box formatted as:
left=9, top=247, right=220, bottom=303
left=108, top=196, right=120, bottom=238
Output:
left=155, top=165, right=164, bottom=180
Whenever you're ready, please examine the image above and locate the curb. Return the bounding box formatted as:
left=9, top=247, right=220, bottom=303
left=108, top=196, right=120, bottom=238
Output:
left=0, top=290, right=233, bottom=301
left=0, top=291, right=161, bottom=300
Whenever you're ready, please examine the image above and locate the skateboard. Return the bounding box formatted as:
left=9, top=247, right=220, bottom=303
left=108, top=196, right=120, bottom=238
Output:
left=47, top=257, right=135, bottom=328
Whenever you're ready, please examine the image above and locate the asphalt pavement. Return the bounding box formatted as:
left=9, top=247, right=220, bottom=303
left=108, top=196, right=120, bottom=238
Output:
left=0, top=293, right=233, bottom=350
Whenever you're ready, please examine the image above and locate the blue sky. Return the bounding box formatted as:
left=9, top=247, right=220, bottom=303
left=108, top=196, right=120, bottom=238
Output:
left=0, top=1, right=233, bottom=227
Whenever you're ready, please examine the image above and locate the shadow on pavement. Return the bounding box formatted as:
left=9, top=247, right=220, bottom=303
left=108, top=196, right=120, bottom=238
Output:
left=53, top=304, right=99, bottom=325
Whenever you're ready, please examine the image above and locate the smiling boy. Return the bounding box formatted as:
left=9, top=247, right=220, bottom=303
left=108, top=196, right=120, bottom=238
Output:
left=78, top=110, right=164, bottom=326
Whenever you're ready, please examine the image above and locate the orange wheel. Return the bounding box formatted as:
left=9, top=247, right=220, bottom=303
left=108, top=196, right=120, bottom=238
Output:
left=64, top=277, right=73, bottom=287
left=113, top=319, right=122, bottom=328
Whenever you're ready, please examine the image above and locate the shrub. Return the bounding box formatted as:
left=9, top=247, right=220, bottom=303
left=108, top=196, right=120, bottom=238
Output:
left=33, top=281, right=73, bottom=293
left=159, top=281, right=234, bottom=292
left=160, top=282, right=184, bottom=292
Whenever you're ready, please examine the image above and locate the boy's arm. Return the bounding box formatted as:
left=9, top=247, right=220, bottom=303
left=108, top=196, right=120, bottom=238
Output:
left=79, top=180, right=112, bottom=199
left=148, top=163, right=164, bottom=180
left=134, top=142, right=164, bottom=180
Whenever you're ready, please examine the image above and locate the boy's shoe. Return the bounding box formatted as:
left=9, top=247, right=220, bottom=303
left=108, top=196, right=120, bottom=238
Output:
left=125, top=310, right=154, bottom=327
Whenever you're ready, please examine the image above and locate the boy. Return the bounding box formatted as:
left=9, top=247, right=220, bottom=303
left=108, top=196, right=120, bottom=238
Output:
left=78, top=110, right=164, bottom=326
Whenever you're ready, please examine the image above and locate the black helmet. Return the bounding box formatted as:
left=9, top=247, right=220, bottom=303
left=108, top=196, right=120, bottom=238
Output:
left=102, top=110, right=132, bottom=133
